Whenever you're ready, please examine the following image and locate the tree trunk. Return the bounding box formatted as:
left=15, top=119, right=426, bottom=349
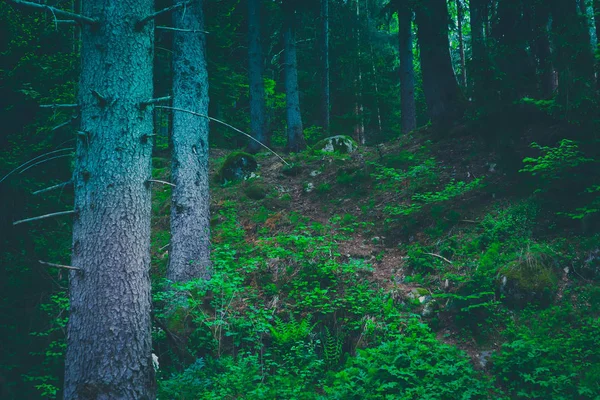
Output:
left=321, top=0, right=331, bottom=134
left=551, top=0, right=596, bottom=103
left=354, top=0, right=365, bottom=144
left=456, top=0, right=467, bottom=87
left=531, top=1, right=555, bottom=98
left=366, top=0, right=383, bottom=135
left=283, top=2, right=306, bottom=152
left=397, top=2, right=416, bottom=133
left=248, top=0, right=268, bottom=153
left=168, top=0, right=211, bottom=282
left=65, top=0, right=155, bottom=398
left=415, top=0, right=465, bottom=126
left=594, top=0, right=600, bottom=89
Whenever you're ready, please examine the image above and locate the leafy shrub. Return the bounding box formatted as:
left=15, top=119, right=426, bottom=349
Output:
left=493, top=307, right=600, bottom=399
left=322, top=319, right=496, bottom=399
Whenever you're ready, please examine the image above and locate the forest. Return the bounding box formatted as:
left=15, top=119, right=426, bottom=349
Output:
left=0, top=0, right=599, bottom=398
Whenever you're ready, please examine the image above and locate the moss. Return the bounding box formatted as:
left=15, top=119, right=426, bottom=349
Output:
left=313, top=135, right=358, bottom=153
left=282, top=163, right=302, bottom=177
left=217, top=152, right=258, bottom=183
left=244, top=182, right=268, bottom=200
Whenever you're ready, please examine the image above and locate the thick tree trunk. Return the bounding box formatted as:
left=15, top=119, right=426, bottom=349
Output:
left=321, top=0, right=331, bottom=134
left=469, top=0, right=490, bottom=100
left=65, top=0, right=155, bottom=398
left=415, top=0, right=465, bottom=126
left=456, top=0, right=467, bottom=87
left=283, top=2, right=306, bottom=152
left=168, top=0, right=211, bottom=282
left=248, top=0, right=268, bottom=153
left=594, top=0, right=600, bottom=89
left=397, top=3, right=416, bottom=133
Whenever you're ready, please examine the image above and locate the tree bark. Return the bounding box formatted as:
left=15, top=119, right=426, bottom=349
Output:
left=247, top=0, right=268, bottom=153
left=283, top=1, right=306, bottom=152
left=354, top=0, right=365, bottom=144
left=397, top=2, right=416, bottom=133
left=415, top=0, right=465, bottom=126
left=167, top=0, right=211, bottom=283
left=530, top=1, right=555, bottom=98
left=594, top=0, right=600, bottom=89
left=65, top=0, right=155, bottom=398
left=321, top=0, right=331, bottom=134
left=456, top=0, right=467, bottom=87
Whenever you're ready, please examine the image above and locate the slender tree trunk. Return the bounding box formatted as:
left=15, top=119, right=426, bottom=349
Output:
left=168, top=0, right=211, bottom=282
left=397, top=3, right=416, bottom=133
left=531, top=2, right=555, bottom=98
left=65, top=0, right=155, bottom=398
left=321, top=0, right=331, bottom=134
left=456, top=0, right=467, bottom=87
left=594, top=0, right=600, bottom=88
left=248, top=0, right=268, bottom=153
left=354, top=0, right=365, bottom=144
left=366, top=0, right=383, bottom=135
left=283, top=2, right=306, bottom=152
left=415, top=0, right=465, bottom=126
left=552, top=0, right=596, bottom=103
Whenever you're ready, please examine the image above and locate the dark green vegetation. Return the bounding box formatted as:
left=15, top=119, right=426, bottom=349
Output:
left=2, top=0, right=600, bottom=399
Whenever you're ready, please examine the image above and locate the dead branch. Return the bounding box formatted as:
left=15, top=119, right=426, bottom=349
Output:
left=13, top=210, right=76, bottom=226
left=425, top=252, right=453, bottom=265
left=51, top=116, right=78, bottom=132
left=156, top=106, right=290, bottom=165
left=40, top=103, right=79, bottom=109
left=6, top=0, right=99, bottom=26
left=19, top=154, right=73, bottom=174
left=0, top=148, right=74, bottom=185
left=140, top=96, right=172, bottom=107
left=147, top=179, right=176, bottom=187
left=136, top=1, right=192, bottom=29
left=156, top=26, right=209, bottom=34
left=33, top=180, right=73, bottom=196
left=39, top=260, right=82, bottom=272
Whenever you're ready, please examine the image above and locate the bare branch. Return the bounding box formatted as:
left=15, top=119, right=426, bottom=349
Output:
left=13, top=210, right=76, bottom=226
left=425, top=253, right=453, bottom=265
left=19, top=154, right=73, bottom=174
left=33, top=180, right=73, bottom=196
left=39, top=260, right=82, bottom=272
left=51, top=116, right=77, bottom=132
left=0, top=148, right=74, bottom=185
left=140, top=96, right=172, bottom=107
left=91, top=90, right=107, bottom=106
left=40, top=103, right=79, bottom=109
left=156, top=106, right=290, bottom=165
left=147, top=179, right=176, bottom=187
left=136, top=1, right=192, bottom=30
left=156, top=26, right=209, bottom=34
left=5, top=0, right=99, bottom=26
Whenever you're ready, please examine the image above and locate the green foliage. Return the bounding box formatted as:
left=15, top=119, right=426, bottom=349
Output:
left=322, top=319, right=496, bottom=399
left=520, top=140, right=592, bottom=185
left=493, top=306, right=600, bottom=399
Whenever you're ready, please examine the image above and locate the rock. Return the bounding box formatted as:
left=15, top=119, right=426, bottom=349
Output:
left=217, top=152, right=258, bottom=183
left=244, top=182, right=268, bottom=200
left=478, top=350, right=493, bottom=369
left=499, top=256, right=558, bottom=309
left=304, top=182, right=314, bottom=193
left=313, top=135, right=358, bottom=154
left=310, top=170, right=322, bottom=177
left=581, top=249, right=600, bottom=280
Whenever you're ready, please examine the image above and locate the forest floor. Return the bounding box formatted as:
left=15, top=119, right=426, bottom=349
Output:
left=150, top=110, right=600, bottom=397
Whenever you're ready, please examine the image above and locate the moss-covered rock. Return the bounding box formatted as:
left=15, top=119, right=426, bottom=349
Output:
left=217, top=152, right=258, bottom=183
left=313, top=135, right=358, bottom=154
left=499, top=252, right=559, bottom=309
left=244, top=182, right=268, bottom=200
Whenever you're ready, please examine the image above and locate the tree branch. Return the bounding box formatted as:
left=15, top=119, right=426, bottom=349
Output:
left=19, top=154, right=73, bottom=174
left=155, top=106, right=290, bottom=165
left=147, top=179, right=176, bottom=187
left=140, top=96, right=172, bottom=107
left=425, top=253, right=453, bottom=265
left=33, top=180, right=73, bottom=196
left=156, top=26, right=209, bottom=34
left=0, top=148, right=74, bottom=185
left=5, top=0, right=99, bottom=26
left=136, top=1, right=192, bottom=30
left=40, top=103, right=79, bottom=109
left=39, top=260, right=82, bottom=272
left=13, top=210, right=76, bottom=226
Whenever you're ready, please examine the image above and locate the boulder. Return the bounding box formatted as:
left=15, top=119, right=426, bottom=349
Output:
left=217, top=152, right=258, bottom=183
left=313, top=135, right=358, bottom=154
